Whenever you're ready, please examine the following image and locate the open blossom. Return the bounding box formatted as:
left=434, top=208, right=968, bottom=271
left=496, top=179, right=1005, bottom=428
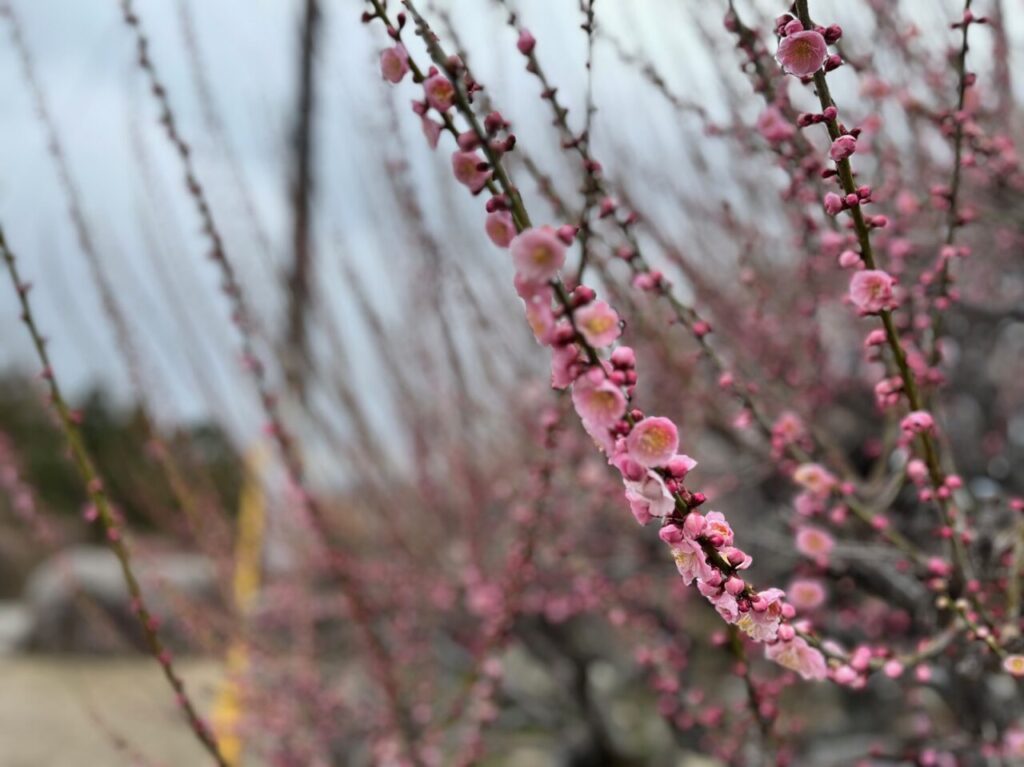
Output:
left=523, top=293, right=557, bottom=346
left=379, top=44, right=409, bottom=84
left=574, top=300, right=621, bottom=348
left=451, top=151, right=490, bottom=193
left=766, top=636, right=828, bottom=680
left=793, top=463, right=837, bottom=497
left=737, top=588, right=786, bottom=642
left=626, top=417, right=679, bottom=468
left=788, top=578, right=827, bottom=610
left=423, top=73, right=456, bottom=112
left=510, top=227, right=566, bottom=284
left=849, top=269, right=896, bottom=313
left=485, top=211, right=515, bottom=247
left=796, top=525, right=835, bottom=564
left=776, top=30, right=828, bottom=77
left=550, top=343, right=580, bottom=390
left=580, top=416, right=615, bottom=456
left=572, top=373, right=627, bottom=428
left=625, top=470, right=676, bottom=524
left=1003, top=655, right=1024, bottom=677
left=699, top=580, right=740, bottom=623
left=665, top=535, right=715, bottom=585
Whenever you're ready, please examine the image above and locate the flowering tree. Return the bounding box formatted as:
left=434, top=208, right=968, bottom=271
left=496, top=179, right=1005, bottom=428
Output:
left=1, top=0, right=1023, bottom=765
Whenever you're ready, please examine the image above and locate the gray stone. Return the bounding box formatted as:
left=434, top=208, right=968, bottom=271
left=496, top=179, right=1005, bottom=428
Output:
left=23, top=545, right=220, bottom=653
left=0, top=602, right=30, bottom=653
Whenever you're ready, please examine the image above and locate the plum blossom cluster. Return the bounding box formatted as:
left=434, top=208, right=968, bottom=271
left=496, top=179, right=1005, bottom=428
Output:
left=4, top=0, right=1024, bottom=761
left=372, top=0, right=840, bottom=683
left=507, top=225, right=828, bottom=680
left=303, top=0, right=1024, bottom=760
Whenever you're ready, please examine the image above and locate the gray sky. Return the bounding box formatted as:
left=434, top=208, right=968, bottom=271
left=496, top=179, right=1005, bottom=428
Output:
left=0, top=0, right=1020, bottom=446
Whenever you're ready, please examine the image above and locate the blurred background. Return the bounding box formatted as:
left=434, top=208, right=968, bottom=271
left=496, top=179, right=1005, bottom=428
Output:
left=1, top=0, right=1023, bottom=764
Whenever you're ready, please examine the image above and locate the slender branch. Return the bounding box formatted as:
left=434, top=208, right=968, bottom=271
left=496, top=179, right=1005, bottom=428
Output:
left=795, top=0, right=972, bottom=590
left=0, top=226, right=229, bottom=767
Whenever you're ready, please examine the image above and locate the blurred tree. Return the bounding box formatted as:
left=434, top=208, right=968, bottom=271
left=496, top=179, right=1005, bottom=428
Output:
left=0, top=375, right=242, bottom=535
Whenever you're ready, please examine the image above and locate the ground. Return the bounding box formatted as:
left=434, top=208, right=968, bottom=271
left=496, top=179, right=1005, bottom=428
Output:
left=0, top=657, right=221, bottom=767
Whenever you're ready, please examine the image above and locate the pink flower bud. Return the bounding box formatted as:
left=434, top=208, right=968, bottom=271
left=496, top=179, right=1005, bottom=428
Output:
left=517, top=29, right=536, bottom=55
left=725, top=577, right=746, bottom=595
left=824, top=192, right=844, bottom=215
left=838, top=249, right=862, bottom=269
left=830, top=134, right=857, bottom=161
left=610, top=346, right=636, bottom=369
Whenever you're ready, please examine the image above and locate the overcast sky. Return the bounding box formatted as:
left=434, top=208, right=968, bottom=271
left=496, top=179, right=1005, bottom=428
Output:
left=0, top=0, right=1020, bottom=448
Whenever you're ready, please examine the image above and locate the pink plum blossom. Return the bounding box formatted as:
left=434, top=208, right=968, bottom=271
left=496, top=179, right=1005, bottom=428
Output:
left=794, top=491, right=825, bottom=518
left=420, top=116, right=443, bottom=149
left=829, top=134, right=857, bottom=161
left=838, top=249, right=862, bottom=269
left=423, top=73, right=456, bottom=112
left=776, top=30, right=828, bottom=77
left=901, top=410, right=935, bottom=435
left=516, top=28, right=536, bottom=55
left=772, top=411, right=805, bottom=449
left=793, top=463, right=837, bottom=497
left=485, top=211, right=515, bottom=248
left=1003, top=655, right=1024, bottom=677
left=698, top=580, right=740, bottom=623
left=523, top=293, right=557, bottom=346
left=626, top=417, right=679, bottom=468
left=510, top=227, right=567, bottom=284
left=451, top=151, right=490, bottom=193
left=720, top=546, right=752, bottom=570
left=572, top=375, right=627, bottom=428
left=788, top=578, right=827, bottom=610
left=550, top=344, right=580, bottom=390
left=849, top=269, right=896, bottom=313
left=736, top=588, right=786, bottom=642
left=574, top=300, right=621, bottom=348
left=824, top=192, right=844, bottom=215
left=380, top=45, right=410, bottom=84
left=766, top=637, right=828, bottom=680
left=667, top=454, right=697, bottom=478
left=1005, top=729, right=1024, bottom=759
left=665, top=537, right=714, bottom=585
left=703, top=510, right=735, bottom=548
left=625, top=471, right=676, bottom=522
left=796, top=525, right=835, bottom=564
left=907, top=458, right=928, bottom=484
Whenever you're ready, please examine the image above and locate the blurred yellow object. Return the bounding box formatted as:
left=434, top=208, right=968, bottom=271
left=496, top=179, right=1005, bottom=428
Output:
left=212, top=447, right=267, bottom=766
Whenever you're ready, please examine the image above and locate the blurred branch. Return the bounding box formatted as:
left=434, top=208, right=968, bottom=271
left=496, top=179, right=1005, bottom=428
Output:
left=284, top=0, right=322, bottom=400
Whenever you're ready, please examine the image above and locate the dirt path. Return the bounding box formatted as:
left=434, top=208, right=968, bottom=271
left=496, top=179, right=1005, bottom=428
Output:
left=0, top=657, right=223, bottom=766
